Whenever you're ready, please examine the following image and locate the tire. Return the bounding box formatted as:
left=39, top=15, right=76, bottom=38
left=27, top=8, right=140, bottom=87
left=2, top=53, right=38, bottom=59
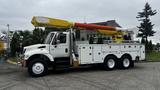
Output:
left=104, top=56, right=117, bottom=70
left=120, top=55, right=134, bottom=69
left=28, top=59, right=48, bottom=77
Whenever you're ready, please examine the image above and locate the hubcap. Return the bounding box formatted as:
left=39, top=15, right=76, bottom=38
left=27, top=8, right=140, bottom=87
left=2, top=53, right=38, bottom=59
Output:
left=107, top=59, right=115, bottom=69
left=123, top=58, right=130, bottom=67
left=32, top=62, right=44, bottom=74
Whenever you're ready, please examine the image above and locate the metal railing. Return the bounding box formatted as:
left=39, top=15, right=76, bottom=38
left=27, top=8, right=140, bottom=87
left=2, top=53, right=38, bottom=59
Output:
left=103, top=40, right=140, bottom=44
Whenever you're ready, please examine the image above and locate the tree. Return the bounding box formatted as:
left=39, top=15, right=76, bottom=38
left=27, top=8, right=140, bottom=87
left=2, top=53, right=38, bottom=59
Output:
left=148, top=40, right=153, bottom=51
left=145, top=40, right=149, bottom=51
left=10, top=32, right=21, bottom=56
left=21, top=30, right=33, bottom=47
left=156, top=43, right=160, bottom=47
left=141, top=38, right=145, bottom=44
left=45, top=27, right=59, bottom=36
left=136, top=2, right=157, bottom=42
left=32, top=28, right=44, bottom=44
left=156, top=43, right=160, bottom=51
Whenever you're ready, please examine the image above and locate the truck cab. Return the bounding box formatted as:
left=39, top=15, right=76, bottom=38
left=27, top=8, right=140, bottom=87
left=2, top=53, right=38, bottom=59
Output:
left=21, top=31, right=71, bottom=76
left=23, top=32, right=70, bottom=59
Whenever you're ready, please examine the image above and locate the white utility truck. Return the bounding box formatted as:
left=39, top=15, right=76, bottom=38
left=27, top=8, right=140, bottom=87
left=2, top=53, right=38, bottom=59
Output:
left=21, top=16, right=145, bottom=77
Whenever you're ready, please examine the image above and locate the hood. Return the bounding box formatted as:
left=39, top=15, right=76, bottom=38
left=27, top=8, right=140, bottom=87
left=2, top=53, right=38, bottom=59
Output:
left=24, top=44, right=49, bottom=53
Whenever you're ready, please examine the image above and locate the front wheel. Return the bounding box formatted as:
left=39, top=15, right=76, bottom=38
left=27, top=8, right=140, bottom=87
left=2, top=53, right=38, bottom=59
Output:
left=28, top=59, right=48, bottom=77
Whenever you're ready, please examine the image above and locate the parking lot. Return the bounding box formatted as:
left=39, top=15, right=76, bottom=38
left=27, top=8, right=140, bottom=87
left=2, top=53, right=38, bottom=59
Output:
left=0, top=62, right=160, bottom=90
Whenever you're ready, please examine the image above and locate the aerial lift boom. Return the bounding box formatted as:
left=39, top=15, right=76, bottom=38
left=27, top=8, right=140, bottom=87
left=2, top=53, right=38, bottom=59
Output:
left=31, top=16, right=126, bottom=35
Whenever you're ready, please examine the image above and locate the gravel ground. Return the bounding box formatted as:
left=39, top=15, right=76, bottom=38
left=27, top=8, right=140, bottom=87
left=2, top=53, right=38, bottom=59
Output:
left=0, top=62, right=160, bottom=90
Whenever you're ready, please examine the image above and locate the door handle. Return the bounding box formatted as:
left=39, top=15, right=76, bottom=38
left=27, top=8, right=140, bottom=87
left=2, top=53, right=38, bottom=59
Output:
left=54, top=45, right=57, bottom=48
left=65, top=48, right=68, bottom=53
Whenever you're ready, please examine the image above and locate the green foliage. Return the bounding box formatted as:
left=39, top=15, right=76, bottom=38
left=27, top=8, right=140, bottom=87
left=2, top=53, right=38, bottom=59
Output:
left=146, top=51, right=160, bottom=62
left=10, top=32, right=20, bottom=56
left=32, top=28, right=44, bottom=44
left=22, top=30, right=33, bottom=47
left=136, top=2, right=157, bottom=41
left=145, top=40, right=153, bottom=52
left=10, top=28, right=48, bottom=56
left=144, top=40, right=153, bottom=52
left=0, top=50, right=7, bottom=57
left=44, top=27, right=59, bottom=37
left=155, top=43, right=160, bottom=51
left=145, top=40, right=148, bottom=51
left=156, top=43, right=160, bottom=48
left=141, top=38, right=145, bottom=44
left=148, top=40, right=153, bottom=51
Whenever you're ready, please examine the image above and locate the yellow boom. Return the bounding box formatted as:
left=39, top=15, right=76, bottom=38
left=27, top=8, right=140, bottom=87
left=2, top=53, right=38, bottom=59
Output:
left=31, top=16, right=126, bottom=42
left=31, top=16, right=73, bottom=28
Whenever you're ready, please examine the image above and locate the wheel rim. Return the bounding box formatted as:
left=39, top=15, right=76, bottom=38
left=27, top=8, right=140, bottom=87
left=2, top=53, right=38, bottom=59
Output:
left=123, top=58, right=130, bottom=68
left=32, top=62, right=44, bottom=75
left=107, top=59, right=115, bottom=69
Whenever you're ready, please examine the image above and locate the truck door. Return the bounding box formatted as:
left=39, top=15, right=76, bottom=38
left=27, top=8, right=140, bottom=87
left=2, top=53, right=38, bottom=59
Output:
left=50, top=33, right=69, bottom=58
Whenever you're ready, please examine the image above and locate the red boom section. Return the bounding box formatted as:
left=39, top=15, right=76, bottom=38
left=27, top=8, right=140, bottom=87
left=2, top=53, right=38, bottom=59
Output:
left=74, top=23, right=116, bottom=31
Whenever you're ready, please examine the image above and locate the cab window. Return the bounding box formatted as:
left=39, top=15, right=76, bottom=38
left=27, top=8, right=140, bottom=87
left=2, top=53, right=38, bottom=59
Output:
left=57, top=33, right=66, bottom=43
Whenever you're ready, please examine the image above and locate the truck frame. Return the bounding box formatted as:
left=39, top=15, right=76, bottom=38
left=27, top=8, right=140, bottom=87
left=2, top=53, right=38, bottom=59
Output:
left=21, top=16, right=145, bottom=77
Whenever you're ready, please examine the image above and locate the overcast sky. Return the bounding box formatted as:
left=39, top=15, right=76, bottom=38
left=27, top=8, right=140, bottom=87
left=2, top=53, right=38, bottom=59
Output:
left=0, top=0, right=159, bottom=43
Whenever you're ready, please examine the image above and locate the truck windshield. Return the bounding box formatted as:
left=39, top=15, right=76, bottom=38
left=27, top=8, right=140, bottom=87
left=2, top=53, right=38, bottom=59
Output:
left=44, top=33, right=55, bottom=44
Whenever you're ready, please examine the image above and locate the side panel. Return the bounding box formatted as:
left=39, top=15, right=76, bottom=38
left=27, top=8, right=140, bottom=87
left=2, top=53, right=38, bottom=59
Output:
left=120, top=45, right=142, bottom=60
left=79, top=45, right=93, bottom=64
left=92, top=45, right=103, bottom=63
left=140, top=45, right=145, bottom=60
left=102, top=44, right=121, bottom=58
left=78, top=43, right=145, bottom=65
left=25, top=49, right=54, bottom=61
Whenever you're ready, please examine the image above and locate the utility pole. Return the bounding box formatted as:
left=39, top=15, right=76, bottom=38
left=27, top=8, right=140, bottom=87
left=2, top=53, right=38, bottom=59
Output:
left=6, top=24, right=10, bottom=56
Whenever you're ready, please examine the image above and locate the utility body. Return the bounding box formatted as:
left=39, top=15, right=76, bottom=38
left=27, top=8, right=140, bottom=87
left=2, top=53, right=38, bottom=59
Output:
left=21, top=16, right=145, bottom=77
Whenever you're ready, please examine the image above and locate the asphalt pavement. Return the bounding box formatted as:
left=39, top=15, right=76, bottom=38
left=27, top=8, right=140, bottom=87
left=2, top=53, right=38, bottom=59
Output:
left=0, top=61, right=160, bottom=90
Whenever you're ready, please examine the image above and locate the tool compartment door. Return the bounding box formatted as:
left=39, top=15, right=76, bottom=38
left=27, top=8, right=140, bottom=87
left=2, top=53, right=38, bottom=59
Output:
left=140, top=45, right=145, bottom=60
left=92, top=45, right=103, bottom=63
left=79, top=44, right=93, bottom=64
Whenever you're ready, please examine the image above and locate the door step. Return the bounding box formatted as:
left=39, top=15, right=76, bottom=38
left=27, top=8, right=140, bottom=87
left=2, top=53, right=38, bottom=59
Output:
left=54, top=57, right=70, bottom=65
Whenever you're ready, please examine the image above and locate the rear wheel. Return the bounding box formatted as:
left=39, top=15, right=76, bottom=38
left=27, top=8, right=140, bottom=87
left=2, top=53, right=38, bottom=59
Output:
left=104, top=56, right=117, bottom=70
left=120, top=56, right=134, bottom=69
left=28, top=59, right=48, bottom=77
